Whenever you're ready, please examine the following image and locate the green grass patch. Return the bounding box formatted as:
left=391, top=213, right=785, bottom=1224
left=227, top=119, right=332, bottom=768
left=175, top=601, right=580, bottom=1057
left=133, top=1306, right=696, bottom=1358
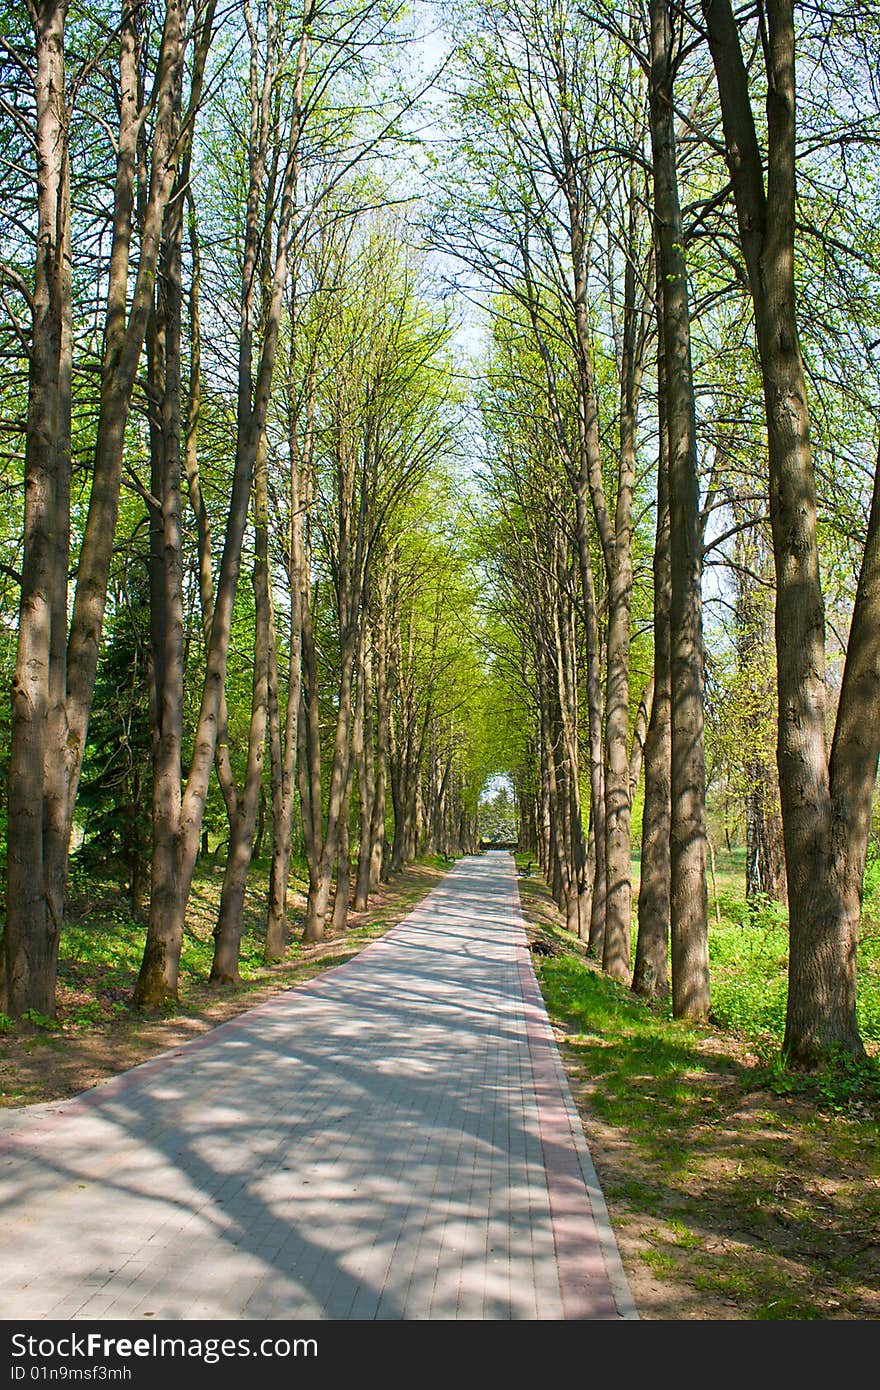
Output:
left=522, top=866, right=880, bottom=1319
left=643, top=847, right=880, bottom=1059
left=535, top=953, right=721, bottom=1162
left=57, top=863, right=283, bottom=1019
left=707, top=920, right=880, bottom=1060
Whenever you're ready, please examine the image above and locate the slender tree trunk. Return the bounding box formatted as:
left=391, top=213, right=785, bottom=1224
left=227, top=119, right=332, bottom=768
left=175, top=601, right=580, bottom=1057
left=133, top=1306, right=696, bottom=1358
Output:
left=587, top=333, right=637, bottom=980
left=369, top=593, right=390, bottom=891
left=331, top=751, right=355, bottom=933
left=634, top=336, right=671, bottom=999
left=354, top=634, right=375, bottom=910
left=653, top=0, right=709, bottom=1020
left=551, top=556, right=587, bottom=937
left=265, top=361, right=310, bottom=959
left=601, top=484, right=635, bottom=984
left=265, top=598, right=290, bottom=960
left=538, top=722, right=551, bottom=876
left=388, top=607, right=414, bottom=874
left=745, top=774, right=787, bottom=903
left=629, top=679, right=653, bottom=805
left=538, top=643, right=568, bottom=913
left=303, top=619, right=361, bottom=941
left=41, top=65, right=73, bottom=1017
left=554, top=65, right=647, bottom=981
left=210, top=438, right=271, bottom=984
left=298, top=558, right=323, bottom=912
left=144, top=96, right=189, bottom=1002
left=575, top=492, right=606, bottom=958
left=734, top=532, right=787, bottom=904
left=183, top=191, right=239, bottom=829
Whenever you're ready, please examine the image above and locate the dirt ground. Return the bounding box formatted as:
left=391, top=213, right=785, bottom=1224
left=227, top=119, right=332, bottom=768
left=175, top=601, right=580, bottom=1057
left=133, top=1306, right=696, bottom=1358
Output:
left=567, top=1062, right=880, bottom=1321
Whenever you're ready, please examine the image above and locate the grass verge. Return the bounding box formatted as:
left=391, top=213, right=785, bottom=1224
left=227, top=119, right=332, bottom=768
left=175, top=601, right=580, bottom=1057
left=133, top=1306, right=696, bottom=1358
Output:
left=516, top=860, right=880, bottom=1320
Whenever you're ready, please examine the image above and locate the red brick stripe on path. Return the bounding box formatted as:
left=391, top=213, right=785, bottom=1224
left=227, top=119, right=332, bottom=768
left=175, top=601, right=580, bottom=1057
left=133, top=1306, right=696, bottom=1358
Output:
left=513, top=921, right=623, bottom=1317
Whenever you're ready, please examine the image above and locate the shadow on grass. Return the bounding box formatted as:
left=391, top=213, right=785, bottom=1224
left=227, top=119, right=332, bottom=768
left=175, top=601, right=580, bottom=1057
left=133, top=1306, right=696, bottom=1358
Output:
left=519, top=871, right=880, bottom=1320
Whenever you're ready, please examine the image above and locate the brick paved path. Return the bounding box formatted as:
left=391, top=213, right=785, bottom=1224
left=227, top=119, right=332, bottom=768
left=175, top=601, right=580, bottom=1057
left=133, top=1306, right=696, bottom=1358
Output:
left=0, top=853, right=635, bottom=1320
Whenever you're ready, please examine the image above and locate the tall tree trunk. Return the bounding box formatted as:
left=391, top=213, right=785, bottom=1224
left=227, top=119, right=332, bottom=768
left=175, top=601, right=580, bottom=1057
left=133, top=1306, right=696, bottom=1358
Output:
left=551, top=554, right=588, bottom=937
left=331, top=752, right=355, bottom=933
left=368, top=589, right=391, bottom=891
left=144, top=76, right=188, bottom=1004
left=353, top=632, right=375, bottom=911
left=634, top=334, right=671, bottom=999
left=303, top=620, right=361, bottom=940
left=576, top=492, right=606, bottom=958
left=388, top=602, right=417, bottom=875
left=183, top=190, right=239, bottom=830
left=702, top=0, right=878, bottom=1062
left=135, top=0, right=305, bottom=1006
left=538, top=722, right=551, bottom=876
left=4, top=0, right=71, bottom=1016
left=734, top=530, right=787, bottom=904
left=265, top=351, right=311, bottom=959
left=652, top=0, right=709, bottom=1020
left=553, top=53, right=648, bottom=980
left=602, top=543, right=634, bottom=982
left=4, top=0, right=188, bottom=1017
left=209, top=438, right=272, bottom=984
left=538, top=641, right=568, bottom=913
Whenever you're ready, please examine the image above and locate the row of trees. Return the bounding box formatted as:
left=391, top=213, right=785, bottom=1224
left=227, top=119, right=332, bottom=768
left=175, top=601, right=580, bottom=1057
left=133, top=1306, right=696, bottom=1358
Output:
left=441, top=0, right=880, bottom=1067
left=0, top=0, right=489, bottom=1018
left=3, top=0, right=880, bottom=1075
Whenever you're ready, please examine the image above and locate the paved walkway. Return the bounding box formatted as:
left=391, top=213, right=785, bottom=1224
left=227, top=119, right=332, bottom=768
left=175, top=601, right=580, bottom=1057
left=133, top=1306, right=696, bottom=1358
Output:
left=0, top=853, right=635, bottom=1321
